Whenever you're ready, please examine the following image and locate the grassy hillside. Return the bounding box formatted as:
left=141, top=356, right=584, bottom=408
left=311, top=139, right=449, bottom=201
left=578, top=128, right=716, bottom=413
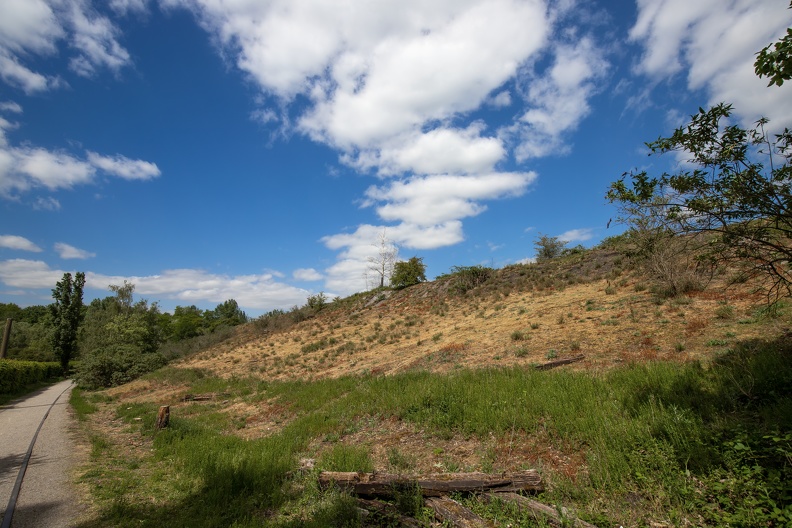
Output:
left=70, top=246, right=792, bottom=527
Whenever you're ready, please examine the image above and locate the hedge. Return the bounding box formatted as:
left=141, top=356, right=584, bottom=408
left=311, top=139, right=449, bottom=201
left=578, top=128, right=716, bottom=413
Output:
left=0, top=359, right=61, bottom=393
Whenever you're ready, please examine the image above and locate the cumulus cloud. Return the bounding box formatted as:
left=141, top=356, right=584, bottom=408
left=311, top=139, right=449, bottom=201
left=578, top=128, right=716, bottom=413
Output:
left=0, top=259, right=312, bottom=311
left=630, top=0, right=792, bottom=126
left=511, top=37, right=608, bottom=160
left=54, top=242, right=95, bottom=259
left=0, top=235, right=42, bottom=252
left=363, top=172, right=536, bottom=226
left=86, top=152, right=161, bottom=180
left=557, top=228, right=595, bottom=243
left=0, top=113, right=159, bottom=198
left=293, top=268, right=323, bottom=282
left=0, top=101, right=22, bottom=113
left=0, top=0, right=132, bottom=92
left=150, top=0, right=609, bottom=293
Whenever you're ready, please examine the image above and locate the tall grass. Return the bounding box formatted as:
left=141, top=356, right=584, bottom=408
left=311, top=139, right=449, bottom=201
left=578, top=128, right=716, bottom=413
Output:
left=78, top=337, right=792, bottom=527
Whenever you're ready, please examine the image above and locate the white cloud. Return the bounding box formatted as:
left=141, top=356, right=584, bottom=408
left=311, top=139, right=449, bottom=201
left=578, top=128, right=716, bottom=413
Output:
left=0, top=101, right=22, bottom=113
left=293, top=268, right=323, bottom=281
left=0, top=259, right=64, bottom=288
left=86, top=152, right=161, bottom=180
left=630, top=0, right=792, bottom=127
left=363, top=172, right=536, bottom=226
left=0, top=235, right=42, bottom=252
left=0, top=119, right=160, bottom=198
left=511, top=36, right=608, bottom=160
left=166, top=0, right=609, bottom=295
left=557, top=228, right=595, bottom=243
left=109, top=0, right=149, bottom=15
left=321, top=222, right=466, bottom=294
left=33, top=196, right=61, bottom=210
left=64, top=0, right=131, bottom=77
left=54, top=242, right=95, bottom=259
left=0, top=0, right=132, bottom=92
left=0, top=51, right=57, bottom=93
left=488, top=90, right=512, bottom=108
left=348, top=125, right=506, bottom=177
left=0, top=259, right=312, bottom=311
left=0, top=0, right=63, bottom=55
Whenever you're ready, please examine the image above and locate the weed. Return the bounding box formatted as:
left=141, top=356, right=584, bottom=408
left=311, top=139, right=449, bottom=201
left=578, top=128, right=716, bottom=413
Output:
left=715, top=303, right=735, bottom=319
left=510, top=330, right=527, bottom=341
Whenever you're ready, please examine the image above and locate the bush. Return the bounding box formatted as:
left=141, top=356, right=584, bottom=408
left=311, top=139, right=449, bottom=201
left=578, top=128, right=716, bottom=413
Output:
left=449, top=265, right=493, bottom=294
left=390, top=257, right=427, bottom=289
left=0, top=359, right=61, bottom=393
left=75, top=344, right=167, bottom=390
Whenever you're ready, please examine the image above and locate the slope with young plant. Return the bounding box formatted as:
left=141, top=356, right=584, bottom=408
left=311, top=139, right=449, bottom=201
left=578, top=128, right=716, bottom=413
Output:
left=173, top=245, right=781, bottom=384
left=69, top=240, right=792, bottom=527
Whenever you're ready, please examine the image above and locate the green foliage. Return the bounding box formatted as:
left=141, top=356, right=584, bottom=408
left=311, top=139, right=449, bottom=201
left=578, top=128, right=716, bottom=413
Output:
left=79, top=336, right=792, bottom=527
left=75, top=344, right=167, bottom=390
left=50, top=271, right=85, bottom=373
left=76, top=282, right=167, bottom=389
left=448, top=264, right=494, bottom=294
left=390, top=256, right=427, bottom=289
left=608, top=103, right=792, bottom=300
left=534, top=233, right=567, bottom=262
left=755, top=4, right=792, bottom=86
left=0, top=359, right=61, bottom=393
left=306, top=292, right=328, bottom=312
left=209, top=299, right=248, bottom=327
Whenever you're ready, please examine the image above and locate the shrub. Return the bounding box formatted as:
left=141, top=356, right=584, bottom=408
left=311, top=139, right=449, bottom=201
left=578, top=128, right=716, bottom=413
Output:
left=390, top=257, right=427, bottom=289
left=449, top=265, right=493, bottom=294
left=0, top=359, right=61, bottom=393
left=75, top=344, right=166, bottom=390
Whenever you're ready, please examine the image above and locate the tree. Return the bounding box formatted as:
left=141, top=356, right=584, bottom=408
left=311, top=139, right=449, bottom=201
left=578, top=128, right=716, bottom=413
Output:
left=391, top=257, right=427, bottom=289
left=534, top=234, right=567, bottom=262
left=75, top=281, right=167, bottom=389
left=755, top=2, right=792, bottom=86
left=607, top=103, right=792, bottom=300
left=50, top=272, right=85, bottom=373
left=211, top=299, right=248, bottom=326
left=366, top=229, right=398, bottom=288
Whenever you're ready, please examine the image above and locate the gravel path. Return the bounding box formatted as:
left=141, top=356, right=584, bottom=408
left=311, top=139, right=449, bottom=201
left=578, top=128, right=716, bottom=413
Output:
left=0, top=380, right=80, bottom=528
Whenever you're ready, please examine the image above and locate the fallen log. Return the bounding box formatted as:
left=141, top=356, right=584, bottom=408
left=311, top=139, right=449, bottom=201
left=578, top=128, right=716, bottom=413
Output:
left=535, top=354, right=585, bottom=371
left=485, top=492, right=598, bottom=528
left=319, top=470, right=543, bottom=497
left=426, top=497, right=495, bottom=528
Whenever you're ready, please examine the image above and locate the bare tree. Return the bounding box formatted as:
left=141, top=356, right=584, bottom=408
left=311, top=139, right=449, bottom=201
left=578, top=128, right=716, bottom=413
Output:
left=367, top=229, right=398, bottom=288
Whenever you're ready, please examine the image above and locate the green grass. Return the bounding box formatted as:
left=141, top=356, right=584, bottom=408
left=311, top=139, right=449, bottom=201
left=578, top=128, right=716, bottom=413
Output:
left=75, top=336, right=792, bottom=527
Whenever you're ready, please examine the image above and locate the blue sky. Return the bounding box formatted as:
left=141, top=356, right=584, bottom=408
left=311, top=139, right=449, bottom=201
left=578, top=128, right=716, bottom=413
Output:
left=1, top=0, right=791, bottom=316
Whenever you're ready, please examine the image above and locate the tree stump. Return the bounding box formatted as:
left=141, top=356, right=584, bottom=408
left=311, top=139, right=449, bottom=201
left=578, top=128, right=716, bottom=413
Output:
left=156, top=405, right=170, bottom=429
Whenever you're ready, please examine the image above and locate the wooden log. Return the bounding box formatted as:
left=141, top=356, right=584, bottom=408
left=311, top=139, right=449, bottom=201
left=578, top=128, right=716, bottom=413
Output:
left=485, top=492, right=598, bottom=528
left=155, top=405, right=170, bottom=429
left=319, top=470, right=543, bottom=497
left=535, top=354, right=585, bottom=371
left=426, top=497, right=495, bottom=528
left=356, top=498, right=424, bottom=528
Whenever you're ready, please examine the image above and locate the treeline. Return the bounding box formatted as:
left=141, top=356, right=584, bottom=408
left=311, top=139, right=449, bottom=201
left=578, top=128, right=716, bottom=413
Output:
left=1, top=282, right=248, bottom=389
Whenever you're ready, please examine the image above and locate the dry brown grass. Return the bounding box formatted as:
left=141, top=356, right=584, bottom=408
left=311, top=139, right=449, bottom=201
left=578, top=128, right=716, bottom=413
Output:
left=176, top=261, right=774, bottom=384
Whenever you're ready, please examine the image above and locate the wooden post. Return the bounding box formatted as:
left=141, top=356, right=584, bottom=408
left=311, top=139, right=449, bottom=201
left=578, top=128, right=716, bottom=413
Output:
left=156, top=405, right=170, bottom=429
left=0, top=318, right=12, bottom=359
